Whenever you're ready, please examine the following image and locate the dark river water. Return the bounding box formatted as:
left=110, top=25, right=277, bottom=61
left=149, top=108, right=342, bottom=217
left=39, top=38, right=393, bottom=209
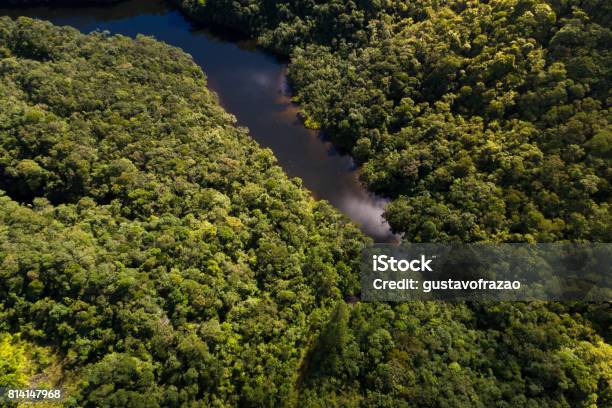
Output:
left=1, top=0, right=396, bottom=242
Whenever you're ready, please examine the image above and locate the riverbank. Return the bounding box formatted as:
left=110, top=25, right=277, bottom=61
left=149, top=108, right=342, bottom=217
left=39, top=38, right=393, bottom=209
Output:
left=1, top=0, right=397, bottom=242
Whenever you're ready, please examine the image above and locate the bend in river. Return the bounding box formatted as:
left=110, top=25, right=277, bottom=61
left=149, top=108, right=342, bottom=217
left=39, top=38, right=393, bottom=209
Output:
left=1, top=0, right=397, bottom=242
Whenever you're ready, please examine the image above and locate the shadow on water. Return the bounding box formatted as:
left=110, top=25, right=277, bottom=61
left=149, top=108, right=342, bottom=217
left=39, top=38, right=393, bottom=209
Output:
left=1, top=0, right=398, bottom=242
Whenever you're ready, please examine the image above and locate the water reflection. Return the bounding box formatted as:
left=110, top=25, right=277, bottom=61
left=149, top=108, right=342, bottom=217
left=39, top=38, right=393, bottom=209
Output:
left=1, top=0, right=398, bottom=242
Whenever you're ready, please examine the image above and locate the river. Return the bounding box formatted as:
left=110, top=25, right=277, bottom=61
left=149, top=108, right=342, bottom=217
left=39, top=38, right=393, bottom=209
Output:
left=1, top=0, right=396, bottom=242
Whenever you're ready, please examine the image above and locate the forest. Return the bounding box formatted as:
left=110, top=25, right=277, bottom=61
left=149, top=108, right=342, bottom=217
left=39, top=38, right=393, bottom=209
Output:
left=180, top=0, right=611, bottom=243
left=1, top=1, right=611, bottom=408
left=0, top=16, right=366, bottom=407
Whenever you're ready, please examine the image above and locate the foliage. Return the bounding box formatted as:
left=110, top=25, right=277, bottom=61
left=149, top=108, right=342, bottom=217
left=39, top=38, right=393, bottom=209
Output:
left=0, top=331, right=63, bottom=408
left=182, top=0, right=611, bottom=243
left=0, top=333, right=29, bottom=389
left=297, top=301, right=612, bottom=407
left=152, top=1, right=612, bottom=406
left=0, top=3, right=610, bottom=407
left=0, top=16, right=365, bottom=407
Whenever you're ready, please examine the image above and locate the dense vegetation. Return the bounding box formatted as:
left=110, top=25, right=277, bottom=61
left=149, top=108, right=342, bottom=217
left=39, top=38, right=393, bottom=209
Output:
left=0, top=16, right=366, bottom=406
left=1, top=3, right=610, bottom=408
left=182, top=0, right=611, bottom=243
